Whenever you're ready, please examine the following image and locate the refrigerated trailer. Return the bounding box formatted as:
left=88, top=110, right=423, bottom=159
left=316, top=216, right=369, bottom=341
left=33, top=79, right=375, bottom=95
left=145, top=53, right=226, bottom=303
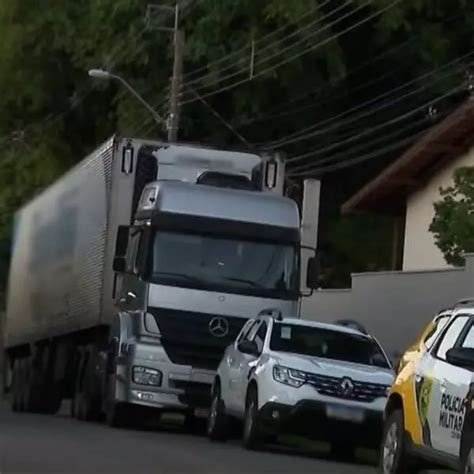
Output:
left=4, top=136, right=317, bottom=426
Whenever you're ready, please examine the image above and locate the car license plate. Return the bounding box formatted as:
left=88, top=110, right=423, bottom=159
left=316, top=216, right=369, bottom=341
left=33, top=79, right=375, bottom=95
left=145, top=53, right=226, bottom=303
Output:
left=326, top=404, right=365, bottom=422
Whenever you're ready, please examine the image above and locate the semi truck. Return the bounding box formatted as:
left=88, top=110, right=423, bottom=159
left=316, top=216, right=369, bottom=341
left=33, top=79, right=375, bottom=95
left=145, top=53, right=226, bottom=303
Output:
left=4, top=136, right=318, bottom=427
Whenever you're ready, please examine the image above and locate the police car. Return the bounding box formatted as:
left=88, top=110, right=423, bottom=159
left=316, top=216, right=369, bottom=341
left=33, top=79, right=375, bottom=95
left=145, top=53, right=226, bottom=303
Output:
left=381, top=299, right=474, bottom=473
left=207, top=310, right=394, bottom=459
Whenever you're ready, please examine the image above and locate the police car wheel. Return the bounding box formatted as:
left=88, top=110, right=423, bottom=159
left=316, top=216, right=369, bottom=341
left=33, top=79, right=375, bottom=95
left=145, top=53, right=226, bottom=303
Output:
left=380, top=410, right=419, bottom=474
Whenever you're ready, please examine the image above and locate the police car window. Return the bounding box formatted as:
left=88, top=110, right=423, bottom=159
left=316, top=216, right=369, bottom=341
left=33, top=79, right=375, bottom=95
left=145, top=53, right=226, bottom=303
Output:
left=424, top=315, right=450, bottom=350
left=436, top=316, right=469, bottom=360
left=461, top=323, right=474, bottom=348
left=254, top=322, right=268, bottom=353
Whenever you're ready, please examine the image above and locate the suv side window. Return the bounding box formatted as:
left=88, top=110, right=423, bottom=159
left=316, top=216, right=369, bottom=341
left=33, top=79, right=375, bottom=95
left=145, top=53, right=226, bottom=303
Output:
left=435, top=316, right=469, bottom=360
left=461, top=322, right=474, bottom=348
left=237, top=320, right=256, bottom=344
left=424, top=315, right=450, bottom=350
left=254, top=322, right=268, bottom=354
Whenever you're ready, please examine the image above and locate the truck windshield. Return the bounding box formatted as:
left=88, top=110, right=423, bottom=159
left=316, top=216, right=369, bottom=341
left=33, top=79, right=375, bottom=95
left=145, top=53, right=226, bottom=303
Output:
left=150, top=231, right=299, bottom=299
left=270, top=323, right=390, bottom=368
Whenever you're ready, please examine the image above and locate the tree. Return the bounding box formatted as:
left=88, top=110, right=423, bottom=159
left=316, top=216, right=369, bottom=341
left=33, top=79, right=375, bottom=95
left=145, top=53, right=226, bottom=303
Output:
left=430, top=166, right=474, bottom=266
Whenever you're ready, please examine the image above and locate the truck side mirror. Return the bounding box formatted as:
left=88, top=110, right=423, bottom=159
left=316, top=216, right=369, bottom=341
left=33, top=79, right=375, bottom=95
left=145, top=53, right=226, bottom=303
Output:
left=446, top=347, right=474, bottom=370
left=306, top=255, right=320, bottom=289
left=113, top=256, right=126, bottom=273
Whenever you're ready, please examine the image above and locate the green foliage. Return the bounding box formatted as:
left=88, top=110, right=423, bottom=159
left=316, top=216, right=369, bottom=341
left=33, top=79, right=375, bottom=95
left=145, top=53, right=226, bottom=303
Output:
left=430, top=167, right=474, bottom=266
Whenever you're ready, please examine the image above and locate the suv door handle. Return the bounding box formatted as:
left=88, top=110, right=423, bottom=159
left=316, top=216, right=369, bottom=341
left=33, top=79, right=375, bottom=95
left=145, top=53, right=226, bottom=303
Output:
left=440, top=380, right=447, bottom=392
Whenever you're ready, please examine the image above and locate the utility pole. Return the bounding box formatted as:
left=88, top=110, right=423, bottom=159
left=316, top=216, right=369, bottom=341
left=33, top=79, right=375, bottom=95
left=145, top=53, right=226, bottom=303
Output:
left=168, top=3, right=184, bottom=142
left=146, top=2, right=186, bottom=142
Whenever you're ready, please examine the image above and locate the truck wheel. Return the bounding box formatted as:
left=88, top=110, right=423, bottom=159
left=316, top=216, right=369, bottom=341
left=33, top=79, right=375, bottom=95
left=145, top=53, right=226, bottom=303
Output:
left=10, top=359, right=20, bottom=412
left=21, top=357, right=36, bottom=413
left=74, top=347, right=101, bottom=421
left=106, top=401, right=132, bottom=429
left=330, top=440, right=356, bottom=462
left=207, top=383, right=229, bottom=442
left=379, top=410, right=419, bottom=474
left=243, top=386, right=263, bottom=450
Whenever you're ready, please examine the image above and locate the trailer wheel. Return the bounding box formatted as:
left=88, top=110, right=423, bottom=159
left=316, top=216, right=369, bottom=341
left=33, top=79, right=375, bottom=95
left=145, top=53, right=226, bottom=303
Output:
left=10, top=359, right=20, bottom=412
left=106, top=401, right=133, bottom=429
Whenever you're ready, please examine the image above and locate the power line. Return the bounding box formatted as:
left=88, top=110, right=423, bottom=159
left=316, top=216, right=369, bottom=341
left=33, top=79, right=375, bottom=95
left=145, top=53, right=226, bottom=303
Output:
left=285, top=84, right=462, bottom=170
left=182, top=0, right=368, bottom=99
left=265, top=51, right=473, bottom=149
left=186, top=86, right=252, bottom=146
left=244, top=5, right=472, bottom=133
left=287, top=112, right=444, bottom=174
left=288, top=132, right=424, bottom=176
left=181, top=0, right=326, bottom=81
left=185, top=0, right=352, bottom=90
left=180, top=0, right=403, bottom=106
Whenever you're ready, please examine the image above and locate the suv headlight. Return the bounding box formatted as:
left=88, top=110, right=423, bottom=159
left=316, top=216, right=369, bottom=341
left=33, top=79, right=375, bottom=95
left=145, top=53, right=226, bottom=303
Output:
left=273, top=365, right=306, bottom=388
left=132, top=366, right=162, bottom=386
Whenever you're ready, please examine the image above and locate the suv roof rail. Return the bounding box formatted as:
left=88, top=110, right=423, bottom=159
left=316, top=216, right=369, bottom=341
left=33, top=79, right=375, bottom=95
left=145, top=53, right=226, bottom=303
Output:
left=258, top=308, right=283, bottom=321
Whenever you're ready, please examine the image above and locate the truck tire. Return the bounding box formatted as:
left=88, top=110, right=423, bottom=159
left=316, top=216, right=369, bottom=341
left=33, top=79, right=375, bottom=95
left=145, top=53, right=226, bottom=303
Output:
left=207, top=383, right=229, bottom=442
left=10, top=359, right=21, bottom=412
left=243, top=386, right=263, bottom=450
left=106, top=401, right=133, bottom=429
left=379, top=410, right=420, bottom=474
left=73, top=348, right=101, bottom=421
left=20, top=357, right=36, bottom=413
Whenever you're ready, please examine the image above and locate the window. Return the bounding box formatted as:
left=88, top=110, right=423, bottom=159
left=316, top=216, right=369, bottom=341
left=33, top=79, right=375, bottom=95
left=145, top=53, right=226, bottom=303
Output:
left=270, top=323, right=390, bottom=368
left=436, top=316, right=469, bottom=360
left=461, top=323, right=474, bottom=349
left=254, top=322, right=268, bottom=354
left=424, top=315, right=450, bottom=350
left=126, top=231, right=141, bottom=274
left=237, top=320, right=256, bottom=344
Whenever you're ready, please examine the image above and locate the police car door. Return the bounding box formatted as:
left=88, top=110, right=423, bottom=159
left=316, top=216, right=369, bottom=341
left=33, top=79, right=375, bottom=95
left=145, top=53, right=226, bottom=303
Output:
left=427, top=314, right=471, bottom=456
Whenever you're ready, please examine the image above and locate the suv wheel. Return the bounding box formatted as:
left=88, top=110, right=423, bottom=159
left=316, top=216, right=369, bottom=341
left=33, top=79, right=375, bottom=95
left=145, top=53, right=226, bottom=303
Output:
left=243, top=386, right=263, bottom=450
left=331, top=440, right=356, bottom=462
left=380, top=410, right=418, bottom=474
left=207, top=383, right=229, bottom=442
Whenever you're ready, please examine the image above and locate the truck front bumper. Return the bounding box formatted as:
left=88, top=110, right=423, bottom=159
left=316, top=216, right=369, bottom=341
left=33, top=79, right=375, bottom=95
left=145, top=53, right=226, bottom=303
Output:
left=116, top=350, right=214, bottom=412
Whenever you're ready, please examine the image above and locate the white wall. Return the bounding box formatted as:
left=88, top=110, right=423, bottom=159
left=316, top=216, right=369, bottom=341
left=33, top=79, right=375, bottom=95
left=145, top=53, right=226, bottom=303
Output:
left=403, top=147, right=474, bottom=271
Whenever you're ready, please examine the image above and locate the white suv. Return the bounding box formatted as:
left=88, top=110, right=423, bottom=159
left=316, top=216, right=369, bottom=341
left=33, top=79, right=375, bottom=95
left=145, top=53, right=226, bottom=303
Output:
left=207, top=312, right=394, bottom=458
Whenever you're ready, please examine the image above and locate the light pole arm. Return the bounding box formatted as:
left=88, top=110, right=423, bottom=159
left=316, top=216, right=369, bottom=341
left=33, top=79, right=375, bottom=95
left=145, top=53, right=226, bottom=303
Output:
left=110, top=74, right=165, bottom=126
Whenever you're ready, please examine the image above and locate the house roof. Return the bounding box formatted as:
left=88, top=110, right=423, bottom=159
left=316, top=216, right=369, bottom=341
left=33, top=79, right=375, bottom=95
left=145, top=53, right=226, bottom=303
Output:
left=342, top=99, right=474, bottom=216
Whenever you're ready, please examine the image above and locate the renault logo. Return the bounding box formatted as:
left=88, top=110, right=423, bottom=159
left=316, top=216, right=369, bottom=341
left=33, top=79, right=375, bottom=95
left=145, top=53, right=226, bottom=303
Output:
left=209, top=317, right=229, bottom=338
left=338, top=377, right=354, bottom=397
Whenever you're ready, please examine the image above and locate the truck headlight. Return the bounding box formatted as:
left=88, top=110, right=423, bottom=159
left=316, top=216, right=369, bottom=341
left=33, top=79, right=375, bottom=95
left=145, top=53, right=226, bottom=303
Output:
left=132, top=366, right=162, bottom=386
left=273, top=365, right=306, bottom=388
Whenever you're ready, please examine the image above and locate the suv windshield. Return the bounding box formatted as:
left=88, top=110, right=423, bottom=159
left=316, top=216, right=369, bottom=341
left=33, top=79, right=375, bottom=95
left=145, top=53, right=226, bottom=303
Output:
left=270, top=323, right=390, bottom=368
left=150, top=231, right=299, bottom=299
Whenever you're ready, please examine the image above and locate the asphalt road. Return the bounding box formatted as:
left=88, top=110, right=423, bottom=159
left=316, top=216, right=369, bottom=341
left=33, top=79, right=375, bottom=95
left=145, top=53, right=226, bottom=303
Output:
left=0, top=400, right=455, bottom=474
left=0, top=400, right=377, bottom=474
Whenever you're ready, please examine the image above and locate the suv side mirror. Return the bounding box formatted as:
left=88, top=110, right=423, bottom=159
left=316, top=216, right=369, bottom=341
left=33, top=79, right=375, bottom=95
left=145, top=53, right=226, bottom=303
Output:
left=306, top=255, right=320, bottom=289
left=446, top=347, right=474, bottom=370
left=113, top=256, right=126, bottom=273
left=238, top=340, right=259, bottom=357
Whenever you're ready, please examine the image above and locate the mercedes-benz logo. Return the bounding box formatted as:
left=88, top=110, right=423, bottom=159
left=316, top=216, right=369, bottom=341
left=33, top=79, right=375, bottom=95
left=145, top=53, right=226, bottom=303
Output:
left=338, top=377, right=354, bottom=397
left=209, top=317, right=229, bottom=338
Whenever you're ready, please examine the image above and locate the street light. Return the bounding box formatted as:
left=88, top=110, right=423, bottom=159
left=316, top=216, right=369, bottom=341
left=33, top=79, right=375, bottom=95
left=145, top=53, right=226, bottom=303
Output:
left=88, top=68, right=166, bottom=127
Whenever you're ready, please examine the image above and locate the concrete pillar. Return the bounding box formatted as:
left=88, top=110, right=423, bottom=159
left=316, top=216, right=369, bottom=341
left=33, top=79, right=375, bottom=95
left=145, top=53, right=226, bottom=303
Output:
left=300, top=179, right=321, bottom=291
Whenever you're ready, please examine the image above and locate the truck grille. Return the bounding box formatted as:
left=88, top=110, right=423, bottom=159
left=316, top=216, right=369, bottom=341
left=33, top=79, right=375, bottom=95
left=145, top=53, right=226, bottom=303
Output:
left=306, top=373, right=387, bottom=403
left=148, top=307, right=247, bottom=370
